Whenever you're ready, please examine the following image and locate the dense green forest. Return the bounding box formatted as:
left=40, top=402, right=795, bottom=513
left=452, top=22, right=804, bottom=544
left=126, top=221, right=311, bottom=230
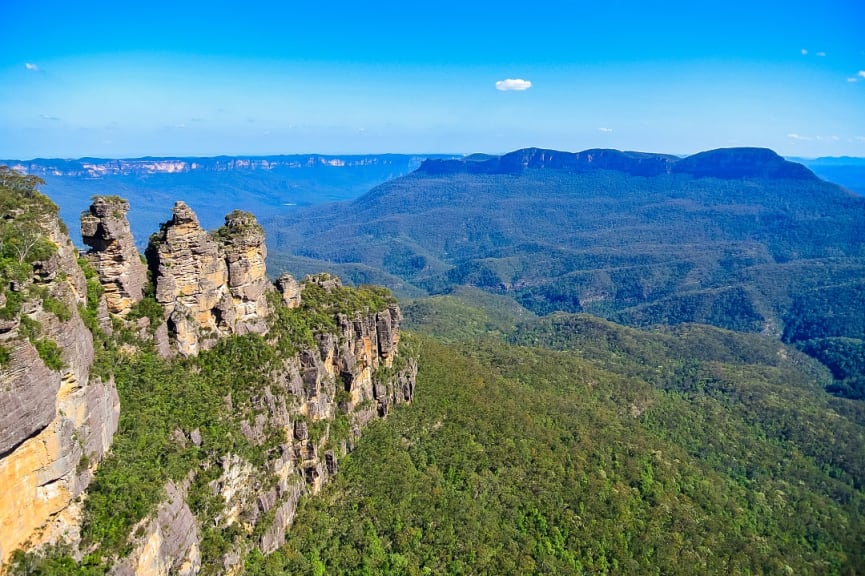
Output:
left=10, top=264, right=865, bottom=575
left=240, top=294, right=865, bottom=574
left=265, top=149, right=865, bottom=398
left=8, top=150, right=865, bottom=574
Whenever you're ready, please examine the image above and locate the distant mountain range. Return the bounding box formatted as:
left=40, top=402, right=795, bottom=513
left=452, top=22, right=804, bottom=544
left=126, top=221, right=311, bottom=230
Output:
left=264, top=146, right=865, bottom=398
left=1, top=154, right=457, bottom=246
left=3, top=154, right=443, bottom=178
left=794, top=156, right=865, bottom=196
left=418, top=146, right=818, bottom=180
left=2, top=151, right=862, bottom=245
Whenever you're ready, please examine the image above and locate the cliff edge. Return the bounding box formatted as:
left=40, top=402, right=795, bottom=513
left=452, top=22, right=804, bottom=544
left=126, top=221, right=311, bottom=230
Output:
left=0, top=172, right=417, bottom=574
left=0, top=169, right=119, bottom=565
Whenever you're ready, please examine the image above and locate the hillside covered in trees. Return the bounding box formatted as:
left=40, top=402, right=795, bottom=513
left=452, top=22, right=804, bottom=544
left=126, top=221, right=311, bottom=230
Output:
left=4, top=146, right=865, bottom=575
left=266, top=147, right=865, bottom=399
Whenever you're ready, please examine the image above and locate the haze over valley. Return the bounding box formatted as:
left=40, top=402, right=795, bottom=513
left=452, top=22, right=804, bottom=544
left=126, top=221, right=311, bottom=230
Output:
left=2, top=0, right=864, bottom=574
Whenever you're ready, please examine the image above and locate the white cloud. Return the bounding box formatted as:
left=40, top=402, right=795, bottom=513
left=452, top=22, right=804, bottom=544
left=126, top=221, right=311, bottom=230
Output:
left=787, top=133, right=812, bottom=141
left=597, top=127, right=613, bottom=133
left=859, top=70, right=865, bottom=78
left=25, top=62, right=39, bottom=71
left=800, top=49, right=808, bottom=55
left=495, top=78, right=532, bottom=91
left=848, top=77, right=859, bottom=83
left=817, top=51, right=826, bottom=57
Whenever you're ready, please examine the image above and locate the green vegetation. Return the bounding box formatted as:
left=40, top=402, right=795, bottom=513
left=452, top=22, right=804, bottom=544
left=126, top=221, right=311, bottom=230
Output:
left=81, top=335, right=284, bottom=557
left=268, top=159, right=865, bottom=398
left=1, top=167, right=61, bottom=320
left=33, top=338, right=65, bottom=371
left=11, top=273, right=401, bottom=572
left=402, top=286, right=535, bottom=342
left=8, top=154, right=865, bottom=574
left=248, top=330, right=865, bottom=574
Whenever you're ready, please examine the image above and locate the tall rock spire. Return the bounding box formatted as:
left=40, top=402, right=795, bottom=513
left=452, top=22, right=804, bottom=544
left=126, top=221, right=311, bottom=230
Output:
left=80, top=196, right=147, bottom=316
left=146, top=202, right=270, bottom=355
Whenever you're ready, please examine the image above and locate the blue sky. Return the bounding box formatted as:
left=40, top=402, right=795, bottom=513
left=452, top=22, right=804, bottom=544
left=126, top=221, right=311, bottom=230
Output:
left=1, top=0, right=863, bottom=158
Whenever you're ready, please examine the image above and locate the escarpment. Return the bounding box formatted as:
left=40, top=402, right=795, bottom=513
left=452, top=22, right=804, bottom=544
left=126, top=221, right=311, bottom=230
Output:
left=109, top=275, right=416, bottom=574
left=2, top=179, right=417, bottom=574
left=0, top=174, right=119, bottom=566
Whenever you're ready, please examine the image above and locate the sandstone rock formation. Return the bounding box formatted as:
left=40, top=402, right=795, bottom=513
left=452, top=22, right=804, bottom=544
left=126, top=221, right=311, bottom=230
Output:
left=146, top=202, right=270, bottom=356
left=116, top=274, right=416, bottom=571
left=0, top=199, right=119, bottom=566
left=109, top=481, right=201, bottom=576
left=218, top=209, right=270, bottom=335
left=275, top=273, right=302, bottom=309
left=1, top=185, right=416, bottom=573
left=81, top=196, right=147, bottom=316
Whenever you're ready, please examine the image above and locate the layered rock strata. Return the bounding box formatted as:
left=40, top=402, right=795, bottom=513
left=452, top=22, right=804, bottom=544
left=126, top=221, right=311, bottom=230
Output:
left=0, top=205, right=119, bottom=566
left=146, top=202, right=270, bottom=356
left=109, top=481, right=201, bottom=576
left=118, top=275, right=416, bottom=573
left=80, top=196, right=147, bottom=316
left=2, top=190, right=417, bottom=573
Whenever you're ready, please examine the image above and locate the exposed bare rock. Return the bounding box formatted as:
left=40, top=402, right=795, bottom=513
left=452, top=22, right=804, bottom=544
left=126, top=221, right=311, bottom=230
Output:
left=305, top=272, right=342, bottom=292
left=109, top=481, right=201, bottom=576
left=81, top=197, right=147, bottom=316
left=146, top=201, right=228, bottom=356
left=146, top=202, right=270, bottom=356
left=165, top=282, right=417, bottom=569
left=210, top=454, right=264, bottom=531
left=0, top=205, right=119, bottom=565
left=276, top=273, right=302, bottom=308
left=0, top=337, right=61, bottom=457
left=259, top=478, right=304, bottom=554
left=2, top=184, right=419, bottom=572
left=216, top=210, right=270, bottom=335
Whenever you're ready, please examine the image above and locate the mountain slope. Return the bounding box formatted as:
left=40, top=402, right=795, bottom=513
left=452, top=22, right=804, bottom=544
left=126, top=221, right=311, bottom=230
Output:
left=266, top=148, right=863, bottom=318
left=258, top=324, right=865, bottom=574
left=265, top=146, right=865, bottom=397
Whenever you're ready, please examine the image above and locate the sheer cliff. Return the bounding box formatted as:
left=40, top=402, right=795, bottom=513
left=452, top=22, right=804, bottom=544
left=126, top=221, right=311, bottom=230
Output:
left=0, top=170, right=417, bottom=574
left=0, top=169, right=119, bottom=565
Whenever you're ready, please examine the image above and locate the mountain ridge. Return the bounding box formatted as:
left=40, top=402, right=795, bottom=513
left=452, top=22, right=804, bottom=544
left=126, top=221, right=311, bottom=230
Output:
left=417, top=146, right=819, bottom=181
left=265, top=145, right=865, bottom=398
left=3, top=154, right=456, bottom=178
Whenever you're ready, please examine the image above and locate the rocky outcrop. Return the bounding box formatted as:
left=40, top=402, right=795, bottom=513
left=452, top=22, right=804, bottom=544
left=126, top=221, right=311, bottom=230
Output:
left=218, top=210, right=270, bottom=335
left=230, top=281, right=414, bottom=555
left=116, top=274, right=417, bottom=571
left=81, top=196, right=147, bottom=315
left=109, top=481, right=201, bottom=576
left=275, top=273, right=302, bottom=309
left=0, top=197, right=119, bottom=566
left=1, top=181, right=416, bottom=573
left=146, top=202, right=270, bottom=356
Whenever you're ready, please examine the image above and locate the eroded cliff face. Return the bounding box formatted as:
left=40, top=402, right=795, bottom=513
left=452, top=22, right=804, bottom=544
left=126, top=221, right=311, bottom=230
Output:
left=0, top=185, right=119, bottom=566
left=115, top=274, right=416, bottom=575
left=146, top=202, right=270, bottom=356
left=80, top=196, right=148, bottom=316
left=2, top=182, right=417, bottom=574
left=109, top=481, right=201, bottom=576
